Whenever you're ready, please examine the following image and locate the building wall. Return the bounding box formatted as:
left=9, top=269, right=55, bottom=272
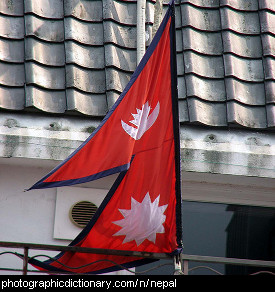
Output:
left=0, top=113, right=274, bottom=274
left=1, top=157, right=275, bottom=274
left=0, top=162, right=62, bottom=274
left=0, top=160, right=123, bottom=274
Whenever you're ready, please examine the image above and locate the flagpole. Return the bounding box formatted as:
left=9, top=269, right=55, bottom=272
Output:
left=169, top=0, right=183, bottom=273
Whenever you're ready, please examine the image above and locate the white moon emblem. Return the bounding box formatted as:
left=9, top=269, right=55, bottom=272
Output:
left=121, top=101, right=160, bottom=140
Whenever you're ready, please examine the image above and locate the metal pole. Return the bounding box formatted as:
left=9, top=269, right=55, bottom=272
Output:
left=174, top=254, right=183, bottom=275
left=23, top=247, right=29, bottom=275
left=137, top=0, right=146, bottom=64
left=183, top=260, right=189, bottom=275
left=0, top=241, right=172, bottom=260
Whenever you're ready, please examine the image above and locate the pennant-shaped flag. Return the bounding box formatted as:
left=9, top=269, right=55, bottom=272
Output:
left=28, top=0, right=182, bottom=274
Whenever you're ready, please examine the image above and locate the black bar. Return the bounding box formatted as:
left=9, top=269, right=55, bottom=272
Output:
left=0, top=241, right=172, bottom=260
left=22, top=247, right=29, bottom=275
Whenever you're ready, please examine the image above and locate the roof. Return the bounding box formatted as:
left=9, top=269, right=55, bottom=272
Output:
left=0, top=0, right=274, bottom=130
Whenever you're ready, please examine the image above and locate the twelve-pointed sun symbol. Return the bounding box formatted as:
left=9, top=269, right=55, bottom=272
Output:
left=112, top=192, right=168, bottom=246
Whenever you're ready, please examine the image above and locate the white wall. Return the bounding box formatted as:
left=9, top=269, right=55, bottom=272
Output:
left=0, top=158, right=132, bottom=275
left=0, top=161, right=67, bottom=274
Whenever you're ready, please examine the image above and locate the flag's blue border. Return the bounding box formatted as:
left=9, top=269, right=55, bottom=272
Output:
left=28, top=2, right=174, bottom=191
left=29, top=255, right=157, bottom=275
left=28, top=163, right=130, bottom=190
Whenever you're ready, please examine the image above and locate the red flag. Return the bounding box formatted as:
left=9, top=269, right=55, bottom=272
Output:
left=29, top=0, right=182, bottom=274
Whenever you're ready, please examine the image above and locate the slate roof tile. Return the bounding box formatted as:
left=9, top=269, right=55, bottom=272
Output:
left=0, top=0, right=274, bottom=130
left=0, top=1, right=24, bottom=16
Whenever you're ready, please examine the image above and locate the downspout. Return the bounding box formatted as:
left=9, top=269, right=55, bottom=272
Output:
left=137, top=0, right=146, bottom=64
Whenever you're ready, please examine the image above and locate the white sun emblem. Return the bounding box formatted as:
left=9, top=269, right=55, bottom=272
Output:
left=112, top=192, right=168, bottom=246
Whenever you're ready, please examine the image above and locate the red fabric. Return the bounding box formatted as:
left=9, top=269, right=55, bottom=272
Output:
left=44, top=18, right=172, bottom=184
left=30, top=5, right=179, bottom=274
left=49, top=140, right=177, bottom=273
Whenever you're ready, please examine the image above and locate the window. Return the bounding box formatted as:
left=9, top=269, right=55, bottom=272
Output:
left=137, top=201, right=275, bottom=275
left=182, top=201, right=275, bottom=275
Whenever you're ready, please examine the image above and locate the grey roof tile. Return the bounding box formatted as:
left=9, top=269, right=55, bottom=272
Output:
left=224, top=55, right=264, bottom=82
left=177, top=76, right=186, bottom=99
left=178, top=1, right=275, bottom=129
left=181, top=0, right=219, bottom=8
left=0, top=1, right=24, bottom=16
left=66, top=65, right=106, bottom=93
left=105, top=68, right=131, bottom=92
left=222, top=31, right=262, bottom=58
left=266, top=105, right=275, bottom=127
left=105, top=44, right=136, bottom=72
left=184, top=51, right=224, bottom=78
left=64, top=18, right=103, bottom=45
left=225, top=78, right=266, bottom=105
left=25, top=38, right=65, bottom=66
left=181, top=4, right=221, bottom=31
left=227, top=102, right=267, bottom=128
left=103, top=0, right=136, bottom=24
left=25, top=86, right=66, bottom=113
left=106, top=91, right=120, bottom=109
left=178, top=99, right=189, bottom=123
left=259, top=10, right=275, bottom=34
left=259, top=0, right=275, bottom=12
left=176, top=29, right=183, bottom=52
left=185, top=75, right=226, bottom=102
left=220, top=0, right=259, bottom=11
left=0, top=63, right=25, bottom=87
left=265, top=81, right=275, bottom=103
left=263, top=57, right=275, bottom=80
left=103, top=0, right=154, bottom=25
left=182, top=28, right=223, bottom=55
left=174, top=5, right=183, bottom=29
left=65, top=0, right=103, bottom=21
left=25, top=62, right=65, bottom=90
left=220, top=8, right=260, bottom=34
left=25, top=0, right=64, bottom=19
left=0, top=15, right=24, bottom=39
left=261, top=34, right=275, bottom=56
left=0, top=0, right=274, bottom=128
left=103, top=21, right=137, bottom=48
left=0, top=39, right=24, bottom=63
left=146, top=1, right=156, bottom=24
left=176, top=52, right=184, bottom=75
left=188, top=98, right=227, bottom=126
left=145, top=25, right=154, bottom=46
left=0, top=86, right=24, bottom=110
left=65, top=41, right=105, bottom=69
left=66, top=89, right=107, bottom=116
left=25, top=15, right=64, bottom=42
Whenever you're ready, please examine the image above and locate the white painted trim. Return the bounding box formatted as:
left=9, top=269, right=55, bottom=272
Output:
left=182, top=172, right=275, bottom=208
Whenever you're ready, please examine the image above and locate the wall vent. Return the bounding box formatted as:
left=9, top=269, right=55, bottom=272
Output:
left=69, top=201, right=98, bottom=228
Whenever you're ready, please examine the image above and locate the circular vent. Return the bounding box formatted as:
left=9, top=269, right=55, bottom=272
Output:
left=69, top=201, right=98, bottom=228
